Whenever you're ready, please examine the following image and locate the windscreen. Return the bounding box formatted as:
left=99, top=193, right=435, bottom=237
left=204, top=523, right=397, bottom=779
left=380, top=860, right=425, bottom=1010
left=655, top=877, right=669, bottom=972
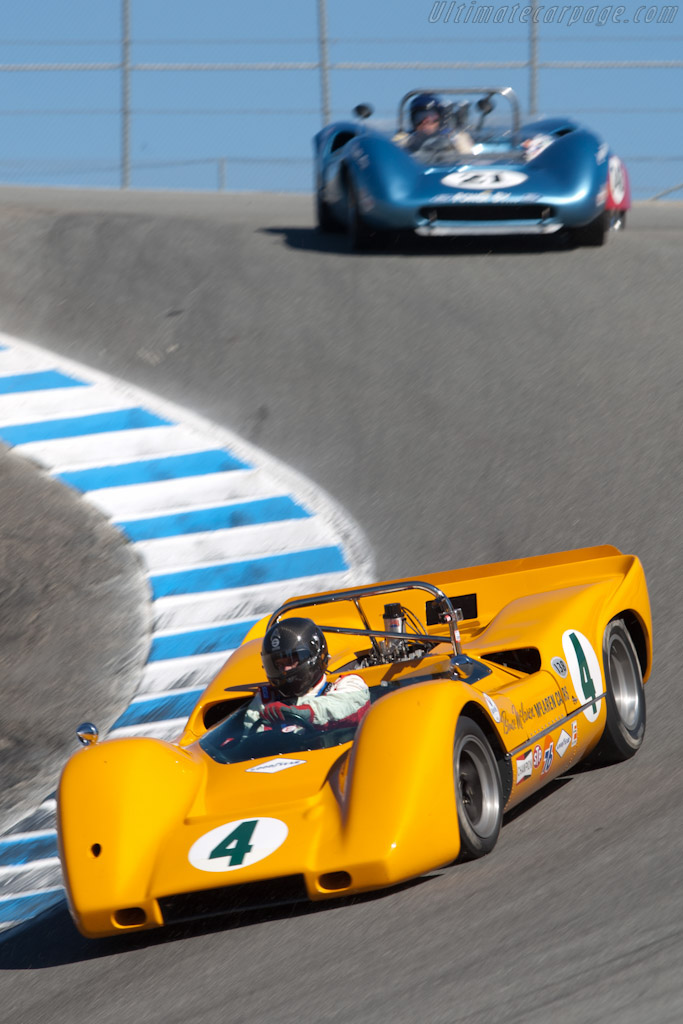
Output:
left=199, top=705, right=359, bottom=765
left=404, top=91, right=520, bottom=165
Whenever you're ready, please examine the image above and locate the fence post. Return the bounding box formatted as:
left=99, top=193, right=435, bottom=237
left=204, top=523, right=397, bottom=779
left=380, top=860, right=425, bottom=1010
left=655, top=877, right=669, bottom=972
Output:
left=121, top=0, right=131, bottom=188
left=529, top=0, right=538, bottom=115
left=317, top=0, right=331, bottom=125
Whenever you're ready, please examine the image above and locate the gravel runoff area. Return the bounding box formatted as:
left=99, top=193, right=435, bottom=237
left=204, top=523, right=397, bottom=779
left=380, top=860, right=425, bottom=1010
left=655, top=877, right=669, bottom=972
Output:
left=0, top=447, right=150, bottom=834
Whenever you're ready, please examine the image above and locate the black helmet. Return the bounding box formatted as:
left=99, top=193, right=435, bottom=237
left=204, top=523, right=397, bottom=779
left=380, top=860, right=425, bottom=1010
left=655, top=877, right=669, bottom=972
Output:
left=261, top=617, right=329, bottom=699
left=410, top=93, right=443, bottom=130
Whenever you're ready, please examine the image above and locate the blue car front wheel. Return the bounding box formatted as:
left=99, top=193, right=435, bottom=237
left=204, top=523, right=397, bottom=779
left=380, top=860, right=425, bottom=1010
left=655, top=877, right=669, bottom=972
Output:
left=316, top=188, right=340, bottom=234
left=569, top=209, right=609, bottom=248
left=347, top=181, right=375, bottom=252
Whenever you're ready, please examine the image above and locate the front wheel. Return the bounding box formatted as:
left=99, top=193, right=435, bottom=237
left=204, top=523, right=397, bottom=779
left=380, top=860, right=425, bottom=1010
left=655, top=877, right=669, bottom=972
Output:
left=347, top=182, right=374, bottom=252
left=590, top=618, right=646, bottom=764
left=569, top=210, right=609, bottom=247
left=454, top=716, right=503, bottom=861
left=316, top=189, right=339, bottom=233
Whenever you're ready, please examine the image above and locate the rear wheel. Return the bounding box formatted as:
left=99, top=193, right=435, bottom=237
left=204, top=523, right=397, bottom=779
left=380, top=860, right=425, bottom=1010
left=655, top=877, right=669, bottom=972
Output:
left=590, top=618, right=646, bottom=764
left=454, top=716, right=503, bottom=861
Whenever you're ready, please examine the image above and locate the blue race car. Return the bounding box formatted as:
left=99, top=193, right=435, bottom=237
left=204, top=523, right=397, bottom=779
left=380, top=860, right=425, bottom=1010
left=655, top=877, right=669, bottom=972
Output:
left=313, top=87, right=630, bottom=250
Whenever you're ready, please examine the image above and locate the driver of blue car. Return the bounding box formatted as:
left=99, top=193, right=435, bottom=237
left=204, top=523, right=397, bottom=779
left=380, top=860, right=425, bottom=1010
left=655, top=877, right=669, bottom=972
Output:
left=243, top=617, right=371, bottom=731
left=400, top=92, right=473, bottom=156
left=404, top=93, right=444, bottom=153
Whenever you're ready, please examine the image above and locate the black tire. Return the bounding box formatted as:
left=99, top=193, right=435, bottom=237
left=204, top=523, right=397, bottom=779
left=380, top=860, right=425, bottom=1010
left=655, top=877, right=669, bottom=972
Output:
left=316, top=189, right=339, bottom=234
left=347, top=181, right=374, bottom=252
left=591, top=618, right=646, bottom=764
left=569, top=210, right=609, bottom=247
left=453, top=716, right=503, bottom=861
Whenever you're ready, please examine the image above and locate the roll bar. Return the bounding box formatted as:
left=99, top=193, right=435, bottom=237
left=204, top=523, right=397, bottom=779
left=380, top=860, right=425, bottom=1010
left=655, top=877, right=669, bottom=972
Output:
left=398, top=86, right=521, bottom=139
left=267, top=579, right=465, bottom=657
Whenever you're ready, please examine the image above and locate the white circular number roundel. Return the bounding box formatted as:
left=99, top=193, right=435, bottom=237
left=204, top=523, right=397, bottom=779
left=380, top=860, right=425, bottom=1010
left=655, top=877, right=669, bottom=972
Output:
left=441, top=169, right=528, bottom=190
left=608, top=156, right=626, bottom=205
left=561, top=630, right=605, bottom=723
left=189, top=817, right=288, bottom=873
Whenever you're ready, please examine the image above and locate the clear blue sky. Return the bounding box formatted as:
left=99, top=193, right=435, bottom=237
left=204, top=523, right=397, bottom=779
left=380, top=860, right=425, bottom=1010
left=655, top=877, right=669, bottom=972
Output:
left=0, top=0, right=680, bottom=196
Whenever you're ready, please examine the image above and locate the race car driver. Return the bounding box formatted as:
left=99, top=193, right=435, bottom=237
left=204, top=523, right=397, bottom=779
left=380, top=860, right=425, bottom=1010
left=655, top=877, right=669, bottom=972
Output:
left=397, top=92, right=473, bottom=156
left=244, top=617, right=370, bottom=731
left=404, top=93, right=444, bottom=152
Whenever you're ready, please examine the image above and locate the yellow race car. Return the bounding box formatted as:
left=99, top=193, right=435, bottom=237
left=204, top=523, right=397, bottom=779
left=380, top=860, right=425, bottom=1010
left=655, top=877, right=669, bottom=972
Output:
left=58, top=544, right=651, bottom=938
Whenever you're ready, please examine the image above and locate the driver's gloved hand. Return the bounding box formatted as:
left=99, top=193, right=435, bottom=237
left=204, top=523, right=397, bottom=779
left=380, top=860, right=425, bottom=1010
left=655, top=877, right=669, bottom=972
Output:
left=260, top=701, right=310, bottom=724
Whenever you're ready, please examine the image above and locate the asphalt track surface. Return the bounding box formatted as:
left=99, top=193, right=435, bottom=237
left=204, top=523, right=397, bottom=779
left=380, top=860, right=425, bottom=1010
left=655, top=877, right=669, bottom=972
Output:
left=0, top=187, right=682, bottom=1023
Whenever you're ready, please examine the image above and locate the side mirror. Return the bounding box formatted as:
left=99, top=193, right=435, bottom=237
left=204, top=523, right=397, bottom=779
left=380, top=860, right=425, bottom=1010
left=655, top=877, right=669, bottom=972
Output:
left=477, top=96, right=494, bottom=116
left=353, top=103, right=373, bottom=120
left=76, top=722, right=99, bottom=746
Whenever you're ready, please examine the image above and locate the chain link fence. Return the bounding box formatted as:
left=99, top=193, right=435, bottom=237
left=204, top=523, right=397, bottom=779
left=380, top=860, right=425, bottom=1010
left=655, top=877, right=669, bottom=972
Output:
left=0, top=0, right=680, bottom=198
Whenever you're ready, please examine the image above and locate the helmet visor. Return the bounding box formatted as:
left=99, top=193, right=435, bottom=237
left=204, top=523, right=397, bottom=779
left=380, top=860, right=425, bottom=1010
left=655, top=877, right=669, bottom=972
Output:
left=262, top=646, right=310, bottom=681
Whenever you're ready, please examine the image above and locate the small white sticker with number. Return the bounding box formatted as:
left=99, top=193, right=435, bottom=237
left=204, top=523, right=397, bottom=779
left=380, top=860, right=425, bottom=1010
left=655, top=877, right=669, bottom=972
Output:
left=551, top=657, right=568, bottom=678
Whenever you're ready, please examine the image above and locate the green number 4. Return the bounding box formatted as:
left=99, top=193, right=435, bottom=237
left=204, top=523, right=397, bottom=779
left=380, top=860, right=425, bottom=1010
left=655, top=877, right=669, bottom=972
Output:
left=209, top=820, right=258, bottom=866
left=569, top=632, right=596, bottom=713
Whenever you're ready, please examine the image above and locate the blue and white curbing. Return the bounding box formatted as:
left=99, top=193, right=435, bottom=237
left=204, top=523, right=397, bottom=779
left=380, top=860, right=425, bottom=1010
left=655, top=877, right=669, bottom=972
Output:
left=0, top=332, right=373, bottom=934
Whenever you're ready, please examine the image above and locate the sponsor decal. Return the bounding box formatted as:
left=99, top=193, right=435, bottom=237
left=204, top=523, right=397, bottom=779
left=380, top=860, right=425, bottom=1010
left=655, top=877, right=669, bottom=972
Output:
left=572, top=720, right=578, bottom=747
left=483, top=692, right=501, bottom=723
left=523, top=133, right=553, bottom=160
left=516, top=750, right=533, bottom=784
left=550, top=657, right=568, bottom=678
left=431, top=190, right=541, bottom=205
left=245, top=758, right=306, bottom=774
left=562, top=630, right=605, bottom=723
left=533, top=744, right=543, bottom=769
left=596, top=142, right=609, bottom=165
left=541, top=737, right=554, bottom=776
left=501, top=691, right=566, bottom=734
left=271, top=633, right=281, bottom=649
left=189, top=817, right=288, bottom=873
left=556, top=729, right=572, bottom=758
left=441, top=169, right=529, bottom=190
left=608, top=156, right=626, bottom=205
left=501, top=709, right=522, bottom=734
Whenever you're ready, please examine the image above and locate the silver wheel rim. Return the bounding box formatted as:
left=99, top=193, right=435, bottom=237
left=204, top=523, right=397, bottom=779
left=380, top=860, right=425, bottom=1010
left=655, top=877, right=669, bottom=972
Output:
left=454, top=734, right=499, bottom=839
left=608, top=634, right=641, bottom=729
